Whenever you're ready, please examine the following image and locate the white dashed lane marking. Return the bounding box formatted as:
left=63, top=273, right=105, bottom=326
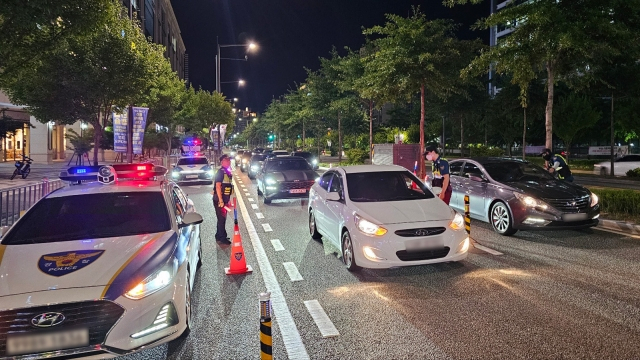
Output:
left=251, top=204, right=259, bottom=210
left=248, top=198, right=255, bottom=202
left=241, top=184, right=246, bottom=188
left=271, top=239, right=285, bottom=251
left=262, top=223, right=273, bottom=232
left=283, top=262, right=304, bottom=281
left=256, top=213, right=265, bottom=219
left=304, top=300, right=340, bottom=338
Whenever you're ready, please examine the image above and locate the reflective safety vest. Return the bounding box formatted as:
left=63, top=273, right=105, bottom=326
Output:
left=215, top=169, right=234, bottom=200
left=552, top=154, right=572, bottom=180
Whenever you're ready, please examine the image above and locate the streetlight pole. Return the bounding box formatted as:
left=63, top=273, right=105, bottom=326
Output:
left=216, top=40, right=256, bottom=93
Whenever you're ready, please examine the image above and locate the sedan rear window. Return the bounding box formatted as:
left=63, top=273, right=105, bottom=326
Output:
left=177, top=157, right=208, bottom=165
left=2, top=192, right=171, bottom=245
left=251, top=155, right=267, bottom=161
left=266, top=159, right=311, bottom=171
left=346, top=171, right=435, bottom=202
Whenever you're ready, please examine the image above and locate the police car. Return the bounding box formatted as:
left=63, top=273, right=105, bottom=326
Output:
left=171, top=154, right=214, bottom=184
left=0, top=163, right=204, bottom=359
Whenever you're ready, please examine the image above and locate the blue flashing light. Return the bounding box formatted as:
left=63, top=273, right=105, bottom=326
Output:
left=76, top=168, right=87, bottom=174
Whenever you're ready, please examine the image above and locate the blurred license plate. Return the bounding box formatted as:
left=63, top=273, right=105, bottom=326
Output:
left=562, top=213, right=588, bottom=222
left=186, top=175, right=198, bottom=179
left=405, top=238, right=444, bottom=252
left=289, top=189, right=306, bottom=194
left=7, top=328, right=89, bottom=355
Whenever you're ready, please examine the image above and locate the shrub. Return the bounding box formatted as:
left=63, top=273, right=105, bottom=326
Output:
left=469, top=145, right=504, bottom=157
left=345, top=148, right=368, bottom=164
left=589, top=188, right=640, bottom=219
left=626, top=168, right=640, bottom=178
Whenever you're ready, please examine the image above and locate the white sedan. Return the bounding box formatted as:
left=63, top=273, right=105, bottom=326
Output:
left=593, top=155, right=640, bottom=176
left=308, top=165, right=469, bottom=271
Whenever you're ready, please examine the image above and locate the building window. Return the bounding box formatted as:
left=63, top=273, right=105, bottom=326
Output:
left=144, top=0, right=154, bottom=37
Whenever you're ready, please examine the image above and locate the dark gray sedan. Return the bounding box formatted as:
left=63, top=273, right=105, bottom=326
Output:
left=257, top=156, right=318, bottom=204
left=447, top=157, right=600, bottom=235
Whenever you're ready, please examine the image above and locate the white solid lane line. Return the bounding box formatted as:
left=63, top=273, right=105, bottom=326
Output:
left=304, top=300, right=340, bottom=338
left=473, top=243, right=504, bottom=256
left=232, top=178, right=310, bottom=359
left=283, top=262, right=304, bottom=281
left=271, top=239, right=284, bottom=251
left=251, top=204, right=259, bottom=210
left=262, top=223, right=273, bottom=232
left=256, top=213, right=265, bottom=219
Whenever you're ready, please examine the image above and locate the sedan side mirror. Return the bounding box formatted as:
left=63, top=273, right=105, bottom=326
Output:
left=326, top=192, right=341, bottom=202
left=180, top=212, right=204, bottom=228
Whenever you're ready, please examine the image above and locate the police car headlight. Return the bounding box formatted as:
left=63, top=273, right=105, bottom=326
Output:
left=125, top=259, right=178, bottom=300
left=266, top=178, right=277, bottom=185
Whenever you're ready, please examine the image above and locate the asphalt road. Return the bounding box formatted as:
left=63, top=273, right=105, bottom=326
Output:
left=118, top=167, right=639, bottom=359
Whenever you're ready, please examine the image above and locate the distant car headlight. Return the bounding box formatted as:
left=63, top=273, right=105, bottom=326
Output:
left=251, top=165, right=259, bottom=171
left=449, top=212, right=465, bottom=230
left=312, top=159, right=318, bottom=165
left=590, top=193, right=599, bottom=207
left=125, top=259, right=177, bottom=300
left=230, top=152, right=236, bottom=157
left=242, top=158, right=248, bottom=164
left=266, top=178, right=277, bottom=185
left=355, top=215, right=387, bottom=236
left=207, top=169, right=214, bottom=177
left=514, top=192, right=548, bottom=211
left=235, top=155, right=241, bottom=162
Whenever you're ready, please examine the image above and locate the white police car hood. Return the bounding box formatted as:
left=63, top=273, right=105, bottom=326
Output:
left=0, top=231, right=177, bottom=300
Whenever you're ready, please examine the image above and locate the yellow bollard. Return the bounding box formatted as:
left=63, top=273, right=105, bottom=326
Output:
left=259, top=292, right=273, bottom=360
left=464, top=195, right=471, bottom=235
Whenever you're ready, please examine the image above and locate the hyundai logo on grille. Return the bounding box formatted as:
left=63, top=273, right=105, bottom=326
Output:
left=415, top=229, right=437, bottom=236
left=31, top=312, right=65, bottom=328
left=568, top=201, right=577, bottom=207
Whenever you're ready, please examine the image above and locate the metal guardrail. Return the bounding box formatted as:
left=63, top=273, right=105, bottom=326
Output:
left=0, top=179, right=64, bottom=227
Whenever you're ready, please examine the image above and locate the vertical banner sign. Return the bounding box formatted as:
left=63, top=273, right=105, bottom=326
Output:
left=131, top=107, right=149, bottom=155
left=219, top=124, right=227, bottom=143
left=113, top=109, right=128, bottom=153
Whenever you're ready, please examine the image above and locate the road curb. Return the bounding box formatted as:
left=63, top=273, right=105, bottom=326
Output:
left=598, top=219, right=640, bottom=235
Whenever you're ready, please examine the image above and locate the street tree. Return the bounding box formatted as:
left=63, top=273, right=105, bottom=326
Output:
left=553, top=93, right=601, bottom=159
left=181, top=87, right=235, bottom=149
left=144, top=73, right=187, bottom=155
left=446, top=0, right=640, bottom=153
left=3, top=2, right=172, bottom=165
left=362, top=8, right=482, bottom=176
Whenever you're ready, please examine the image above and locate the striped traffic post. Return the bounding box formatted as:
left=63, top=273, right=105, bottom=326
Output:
left=259, top=292, right=273, bottom=360
left=464, top=195, right=471, bottom=235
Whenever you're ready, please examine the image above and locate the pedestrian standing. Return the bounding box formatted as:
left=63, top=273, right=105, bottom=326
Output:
left=424, top=144, right=452, bottom=205
left=211, top=154, right=234, bottom=244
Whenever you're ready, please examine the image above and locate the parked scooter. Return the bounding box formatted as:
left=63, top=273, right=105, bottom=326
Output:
left=11, top=155, right=33, bottom=180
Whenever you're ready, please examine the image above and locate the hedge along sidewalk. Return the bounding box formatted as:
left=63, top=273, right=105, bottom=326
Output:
left=588, top=187, right=640, bottom=235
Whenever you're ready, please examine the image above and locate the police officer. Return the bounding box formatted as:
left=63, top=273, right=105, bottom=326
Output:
left=541, top=148, right=574, bottom=182
left=211, top=154, right=234, bottom=244
left=424, top=144, right=452, bottom=205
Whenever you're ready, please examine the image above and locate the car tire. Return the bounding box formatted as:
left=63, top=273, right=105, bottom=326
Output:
left=342, top=230, right=361, bottom=272
left=600, top=167, right=607, bottom=176
left=309, top=211, right=322, bottom=240
left=490, top=201, right=517, bottom=236
left=264, top=196, right=271, bottom=204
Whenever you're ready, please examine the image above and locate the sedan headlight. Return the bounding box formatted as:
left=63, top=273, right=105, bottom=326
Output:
left=242, top=158, right=248, bottom=164
left=590, top=193, right=599, bottom=207
left=355, top=215, right=387, bottom=236
left=513, top=192, right=548, bottom=211
left=265, top=178, right=277, bottom=185
left=235, top=156, right=241, bottom=162
left=449, top=212, right=465, bottom=230
left=125, top=259, right=178, bottom=300
left=251, top=165, right=259, bottom=171
left=312, top=159, right=318, bottom=165
left=171, top=167, right=183, bottom=178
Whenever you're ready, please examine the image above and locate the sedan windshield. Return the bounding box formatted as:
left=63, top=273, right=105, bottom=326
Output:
left=177, top=157, right=208, bottom=165
left=482, top=161, right=554, bottom=182
left=346, top=171, right=435, bottom=202
left=292, top=152, right=313, bottom=160
left=2, top=192, right=171, bottom=245
left=266, top=159, right=311, bottom=171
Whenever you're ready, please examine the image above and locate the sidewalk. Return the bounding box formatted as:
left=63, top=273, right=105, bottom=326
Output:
left=0, top=162, right=66, bottom=191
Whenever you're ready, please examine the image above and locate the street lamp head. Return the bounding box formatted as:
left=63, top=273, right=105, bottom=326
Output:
left=238, top=80, right=246, bottom=86
left=253, top=118, right=258, bottom=122
left=233, top=98, right=238, bottom=102
left=248, top=42, right=257, bottom=50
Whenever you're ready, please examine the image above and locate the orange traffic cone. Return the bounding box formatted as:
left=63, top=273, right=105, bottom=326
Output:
left=225, top=222, right=253, bottom=275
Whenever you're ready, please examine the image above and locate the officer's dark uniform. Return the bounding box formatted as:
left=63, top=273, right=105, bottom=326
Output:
left=431, top=156, right=453, bottom=205
left=550, top=153, right=573, bottom=182
left=213, top=165, right=234, bottom=242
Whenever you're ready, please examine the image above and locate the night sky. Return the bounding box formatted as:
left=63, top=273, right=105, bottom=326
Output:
left=170, top=0, right=489, bottom=113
